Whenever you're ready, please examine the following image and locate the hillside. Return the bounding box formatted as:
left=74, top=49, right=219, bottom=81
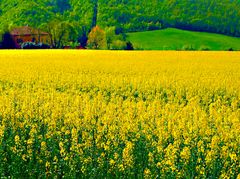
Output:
left=0, top=0, right=240, bottom=37
left=127, top=28, right=240, bottom=51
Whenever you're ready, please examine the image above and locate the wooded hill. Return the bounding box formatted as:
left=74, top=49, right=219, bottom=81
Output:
left=0, top=0, right=240, bottom=47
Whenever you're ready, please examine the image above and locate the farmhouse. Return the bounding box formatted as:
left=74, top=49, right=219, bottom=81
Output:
left=10, top=26, right=50, bottom=48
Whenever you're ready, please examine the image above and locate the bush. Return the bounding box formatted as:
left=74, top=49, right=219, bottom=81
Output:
left=147, top=22, right=162, bottom=31
left=110, top=40, right=127, bottom=50
left=134, top=45, right=144, bottom=50
left=1, top=32, right=16, bottom=49
left=68, top=42, right=80, bottom=49
left=125, top=41, right=134, bottom=50
left=182, top=44, right=196, bottom=51
left=78, top=29, right=88, bottom=48
left=199, top=45, right=211, bottom=51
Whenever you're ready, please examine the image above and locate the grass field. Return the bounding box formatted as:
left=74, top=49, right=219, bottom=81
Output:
left=127, top=28, right=240, bottom=51
left=0, top=50, right=239, bottom=178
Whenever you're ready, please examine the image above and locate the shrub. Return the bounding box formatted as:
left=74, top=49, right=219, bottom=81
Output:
left=228, top=47, right=234, bottom=51
left=68, top=42, right=80, bottom=49
left=182, top=44, right=196, bottom=51
left=110, top=40, right=127, bottom=50
left=1, top=32, right=16, bottom=49
left=125, top=41, right=134, bottom=50
left=199, top=45, right=211, bottom=51
left=134, top=45, right=144, bottom=50
left=105, top=26, right=117, bottom=49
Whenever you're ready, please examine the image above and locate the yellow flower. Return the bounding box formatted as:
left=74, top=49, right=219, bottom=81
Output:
left=53, top=156, right=58, bottom=163
left=45, top=161, right=50, bottom=168
left=229, top=153, right=237, bottom=162
left=144, top=168, right=151, bottom=178
left=156, top=162, right=161, bottom=168
left=237, top=174, right=240, bottom=179
left=118, top=164, right=124, bottom=172
left=148, top=152, right=154, bottom=163
left=41, top=141, right=47, bottom=150
left=109, top=159, right=115, bottom=166
left=22, top=154, right=27, bottom=161
left=14, top=135, right=20, bottom=145
left=122, top=141, right=134, bottom=168
left=180, top=147, right=191, bottom=162
left=0, top=50, right=239, bottom=177
left=0, top=125, right=5, bottom=141
left=27, top=139, right=33, bottom=145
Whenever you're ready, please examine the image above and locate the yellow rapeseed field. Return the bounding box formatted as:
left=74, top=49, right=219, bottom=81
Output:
left=0, top=50, right=239, bottom=178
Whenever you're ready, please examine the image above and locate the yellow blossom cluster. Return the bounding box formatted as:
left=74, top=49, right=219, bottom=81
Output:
left=0, top=50, right=239, bottom=178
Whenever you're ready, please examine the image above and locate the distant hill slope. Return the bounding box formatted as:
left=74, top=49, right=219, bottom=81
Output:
left=127, top=28, right=240, bottom=51
left=1, top=0, right=240, bottom=37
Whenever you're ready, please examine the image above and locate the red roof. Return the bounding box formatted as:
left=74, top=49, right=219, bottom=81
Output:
left=10, top=26, right=48, bottom=36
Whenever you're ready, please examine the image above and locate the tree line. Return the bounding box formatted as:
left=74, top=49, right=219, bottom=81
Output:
left=0, top=0, right=240, bottom=48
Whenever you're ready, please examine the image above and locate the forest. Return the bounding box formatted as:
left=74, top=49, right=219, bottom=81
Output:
left=0, top=0, right=240, bottom=48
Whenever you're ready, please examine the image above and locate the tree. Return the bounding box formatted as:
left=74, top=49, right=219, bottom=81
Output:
left=87, top=26, right=106, bottom=49
left=1, top=32, right=16, bottom=49
left=91, top=0, right=98, bottom=29
left=105, top=26, right=131, bottom=50
left=78, top=26, right=88, bottom=48
left=41, top=19, right=77, bottom=48
left=1, top=0, right=240, bottom=39
left=105, top=26, right=116, bottom=49
left=110, top=40, right=126, bottom=50
left=125, top=41, right=134, bottom=50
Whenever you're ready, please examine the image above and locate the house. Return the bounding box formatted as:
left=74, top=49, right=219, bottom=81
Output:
left=10, top=26, right=50, bottom=48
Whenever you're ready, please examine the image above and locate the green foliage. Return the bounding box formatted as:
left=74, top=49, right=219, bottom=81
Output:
left=125, top=41, right=134, bottom=50
left=1, top=32, right=16, bottom=49
left=0, top=33, right=2, bottom=45
left=110, top=40, right=126, bottom=50
left=1, top=0, right=240, bottom=38
left=127, top=28, right=240, bottom=51
left=199, top=46, right=211, bottom=51
left=105, top=26, right=117, bottom=49
left=182, top=45, right=196, bottom=51
left=97, top=0, right=240, bottom=36
left=68, top=41, right=80, bottom=49
left=105, top=26, right=128, bottom=50
left=40, top=17, right=77, bottom=48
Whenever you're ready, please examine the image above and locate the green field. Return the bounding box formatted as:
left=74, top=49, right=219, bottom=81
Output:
left=127, top=28, right=240, bottom=50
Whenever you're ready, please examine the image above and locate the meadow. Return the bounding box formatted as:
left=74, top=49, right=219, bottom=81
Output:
left=0, top=50, right=239, bottom=178
left=127, top=28, right=240, bottom=51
